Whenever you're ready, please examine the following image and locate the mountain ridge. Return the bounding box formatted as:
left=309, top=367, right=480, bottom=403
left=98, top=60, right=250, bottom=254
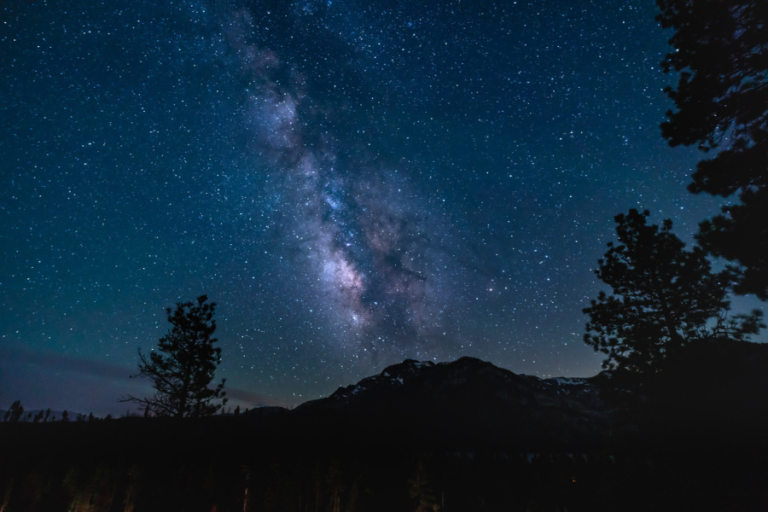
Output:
left=297, top=356, right=605, bottom=413
left=291, top=356, right=617, bottom=451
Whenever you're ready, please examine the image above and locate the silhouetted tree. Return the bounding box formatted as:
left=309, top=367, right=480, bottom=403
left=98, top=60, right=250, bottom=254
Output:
left=657, top=0, right=768, bottom=299
left=583, top=210, right=763, bottom=382
left=61, top=410, right=69, bottom=422
left=409, top=459, right=440, bottom=512
left=4, top=400, right=23, bottom=422
left=326, top=459, right=345, bottom=512
left=120, top=295, right=227, bottom=418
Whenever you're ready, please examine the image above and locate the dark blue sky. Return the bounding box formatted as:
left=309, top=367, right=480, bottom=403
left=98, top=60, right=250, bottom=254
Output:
left=1, top=0, right=763, bottom=414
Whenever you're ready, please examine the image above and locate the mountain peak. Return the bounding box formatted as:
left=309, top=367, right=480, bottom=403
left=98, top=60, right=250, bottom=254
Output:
left=297, top=356, right=601, bottom=414
left=293, top=356, right=611, bottom=450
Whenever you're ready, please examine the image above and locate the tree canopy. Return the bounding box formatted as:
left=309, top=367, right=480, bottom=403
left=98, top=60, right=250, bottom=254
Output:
left=121, top=295, right=227, bottom=418
left=657, top=0, right=768, bottom=299
left=583, top=210, right=763, bottom=381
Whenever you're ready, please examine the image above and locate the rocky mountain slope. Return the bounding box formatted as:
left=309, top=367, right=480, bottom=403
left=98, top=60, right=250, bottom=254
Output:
left=292, top=339, right=768, bottom=450
left=299, top=357, right=603, bottom=413
left=294, top=357, right=619, bottom=451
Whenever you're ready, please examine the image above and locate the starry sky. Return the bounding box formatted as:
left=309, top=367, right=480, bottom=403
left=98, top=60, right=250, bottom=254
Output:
left=1, top=0, right=764, bottom=415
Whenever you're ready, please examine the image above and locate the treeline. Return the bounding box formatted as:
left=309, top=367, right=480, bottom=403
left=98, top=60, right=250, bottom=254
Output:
left=0, top=400, right=260, bottom=425
left=2, top=418, right=764, bottom=512
left=1, top=400, right=109, bottom=424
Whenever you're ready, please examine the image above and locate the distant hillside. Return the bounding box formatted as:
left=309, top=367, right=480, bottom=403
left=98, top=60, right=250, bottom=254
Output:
left=641, top=338, right=768, bottom=444
left=294, top=356, right=621, bottom=451
left=298, top=357, right=603, bottom=412
left=293, top=340, right=768, bottom=450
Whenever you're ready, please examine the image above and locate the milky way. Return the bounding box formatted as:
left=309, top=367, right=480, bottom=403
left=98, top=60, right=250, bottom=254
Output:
left=222, top=5, right=462, bottom=357
left=1, top=0, right=763, bottom=413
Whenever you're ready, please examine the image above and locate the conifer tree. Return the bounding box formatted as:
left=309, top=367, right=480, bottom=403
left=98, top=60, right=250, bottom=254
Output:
left=583, top=209, right=763, bottom=380
left=657, top=0, right=768, bottom=299
left=120, top=295, right=227, bottom=418
left=409, top=459, right=440, bottom=512
left=4, top=400, right=23, bottom=423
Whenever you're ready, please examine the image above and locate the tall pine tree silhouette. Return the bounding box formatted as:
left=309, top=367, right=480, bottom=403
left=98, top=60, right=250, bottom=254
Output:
left=121, top=295, right=227, bottom=418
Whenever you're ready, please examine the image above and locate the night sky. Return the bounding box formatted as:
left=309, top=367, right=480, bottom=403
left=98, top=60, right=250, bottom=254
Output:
left=2, top=0, right=764, bottom=415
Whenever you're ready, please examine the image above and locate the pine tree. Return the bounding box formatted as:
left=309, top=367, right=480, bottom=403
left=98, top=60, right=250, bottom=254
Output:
left=657, top=0, right=768, bottom=299
left=120, top=295, right=227, bottom=418
left=4, top=400, right=23, bottom=423
left=583, top=210, right=763, bottom=382
left=409, top=459, right=440, bottom=512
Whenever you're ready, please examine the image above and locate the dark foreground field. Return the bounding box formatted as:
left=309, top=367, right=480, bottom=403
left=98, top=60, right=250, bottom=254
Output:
left=3, top=342, right=768, bottom=511
left=1, top=413, right=768, bottom=512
